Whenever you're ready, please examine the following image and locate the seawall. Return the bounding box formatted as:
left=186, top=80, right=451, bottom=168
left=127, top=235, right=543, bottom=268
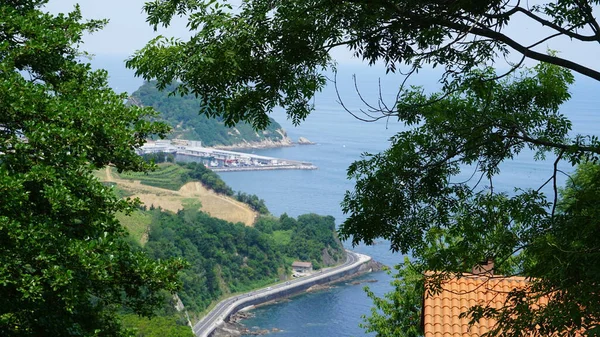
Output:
left=211, top=164, right=317, bottom=172
left=201, top=252, right=371, bottom=337
left=226, top=263, right=364, bottom=320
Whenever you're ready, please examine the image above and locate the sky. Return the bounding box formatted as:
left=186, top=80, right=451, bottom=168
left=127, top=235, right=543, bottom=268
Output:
left=45, top=1, right=190, bottom=58
left=45, top=0, right=365, bottom=64
left=44, top=1, right=599, bottom=84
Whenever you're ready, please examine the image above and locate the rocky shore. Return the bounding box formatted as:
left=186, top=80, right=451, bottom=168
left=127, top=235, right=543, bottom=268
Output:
left=296, top=137, right=315, bottom=145
left=211, top=136, right=293, bottom=151
left=210, top=259, right=387, bottom=337
left=358, top=259, right=386, bottom=273
left=210, top=133, right=315, bottom=151
left=212, top=311, right=283, bottom=337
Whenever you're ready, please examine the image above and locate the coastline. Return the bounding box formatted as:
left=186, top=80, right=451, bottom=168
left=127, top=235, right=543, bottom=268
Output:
left=210, top=259, right=385, bottom=337
left=210, top=130, right=294, bottom=150
left=139, top=139, right=317, bottom=172
left=211, top=140, right=294, bottom=151
left=211, top=164, right=317, bottom=172
left=208, top=131, right=315, bottom=151
left=193, top=251, right=374, bottom=337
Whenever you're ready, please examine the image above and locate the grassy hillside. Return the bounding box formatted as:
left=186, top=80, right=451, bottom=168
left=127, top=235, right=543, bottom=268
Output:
left=129, top=81, right=290, bottom=147
left=102, top=164, right=258, bottom=231
left=116, top=211, right=152, bottom=245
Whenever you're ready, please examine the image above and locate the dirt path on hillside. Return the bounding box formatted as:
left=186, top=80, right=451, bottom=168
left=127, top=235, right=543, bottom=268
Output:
left=104, top=167, right=256, bottom=226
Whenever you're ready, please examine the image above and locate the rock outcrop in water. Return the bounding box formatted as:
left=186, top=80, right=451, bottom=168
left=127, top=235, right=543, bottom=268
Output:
left=297, top=136, right=315, bottom=145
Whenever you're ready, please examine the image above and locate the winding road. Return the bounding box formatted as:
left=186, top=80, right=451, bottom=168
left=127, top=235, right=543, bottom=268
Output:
left=192, top=250, right=370, bottom=337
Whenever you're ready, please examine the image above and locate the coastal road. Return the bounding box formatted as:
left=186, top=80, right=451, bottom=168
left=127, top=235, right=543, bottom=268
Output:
left=192, top=250, right=370, bottom=337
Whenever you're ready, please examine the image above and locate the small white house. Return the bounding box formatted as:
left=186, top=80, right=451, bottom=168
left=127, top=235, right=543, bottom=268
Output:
left=292, top=261, right=313, bottom=274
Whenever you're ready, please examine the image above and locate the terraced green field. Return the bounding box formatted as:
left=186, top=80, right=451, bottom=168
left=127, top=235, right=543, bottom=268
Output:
left=117, top=163, right=190, bottom=190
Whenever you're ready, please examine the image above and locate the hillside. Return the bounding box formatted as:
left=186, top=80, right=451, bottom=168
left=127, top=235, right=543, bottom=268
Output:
left=98, top=165, right=257, bottom=230
left=129, top=81, right=292, bottom=148
left=145, top=209, right=345, bottom=314
left=98, top=162, right=346, bottom=331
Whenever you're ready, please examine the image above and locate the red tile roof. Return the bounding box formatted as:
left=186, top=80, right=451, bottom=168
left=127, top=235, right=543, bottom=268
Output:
left=423, top=273, right=548, bottom=337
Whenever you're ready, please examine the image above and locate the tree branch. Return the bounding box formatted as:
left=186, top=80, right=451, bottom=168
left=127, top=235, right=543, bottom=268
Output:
left=509, top=132, right=600, bottom=154
left=551, top=150, right=564, bottom=217
left=363, top=0, right=600, bottom=81
left=573, top=0, right=600, bottom=39
left=454, top=23, right=600, bottom=81
left=514, top=7, right=600, bottom=42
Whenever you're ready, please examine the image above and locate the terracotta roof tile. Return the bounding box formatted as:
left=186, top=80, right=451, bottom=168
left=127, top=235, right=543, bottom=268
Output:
left=423, top=274, right=532, bottom=337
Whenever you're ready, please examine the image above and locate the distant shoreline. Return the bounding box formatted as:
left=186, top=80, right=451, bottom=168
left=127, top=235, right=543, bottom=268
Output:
left=210, top=257, right=386, bottom=337
left=207, top=134, right=314, bottom=151
left=210, top=138, right=294, bottom=151
left=195, top=251, right=377, bottom=337
left=212, top=164, right=317, bottom=172
left=139, top=140, right=318, bottom=172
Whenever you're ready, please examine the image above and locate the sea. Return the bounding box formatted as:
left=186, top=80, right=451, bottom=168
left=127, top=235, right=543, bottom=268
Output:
left=101, top=57, right=600, bottom=337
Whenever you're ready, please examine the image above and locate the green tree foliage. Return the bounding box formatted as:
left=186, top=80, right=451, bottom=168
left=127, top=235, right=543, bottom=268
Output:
left=486, top=162, right=600, bottom=337
left=0, top=2, right=184, bottom=336
left=119, top=294, right=192, bottom=337
left=288, top=214, right=344, bottom=268
left=181, top=161, right=234, bottom=195
left=121, top=313, right=193, bottom=337
left=257, top=213, right=345, bottom=269
left=128, top=0, right=600, bottom=130
left=361, top=258, right=422, bottom=337
left=145, top=209, right=281, bottom=311
left=364, top=161, right=600, bottom=337
left=349, top=64, right=600, bottom=337
left=129, top=1, right=600, bottom=336
left=130, top=81, right=288, bottom=146
left=143, top=209, right=344, bottom=313
left=235, top=192, right=269, bottom=215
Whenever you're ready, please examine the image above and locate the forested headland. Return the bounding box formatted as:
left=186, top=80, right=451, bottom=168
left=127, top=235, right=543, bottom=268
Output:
left=109, top=161, right=345, bottom=335
left=129, top=81, right=291, bottom=148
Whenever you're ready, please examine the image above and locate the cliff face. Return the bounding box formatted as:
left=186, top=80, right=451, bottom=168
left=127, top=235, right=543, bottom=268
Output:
left=321, top=246, right=346, bottom=267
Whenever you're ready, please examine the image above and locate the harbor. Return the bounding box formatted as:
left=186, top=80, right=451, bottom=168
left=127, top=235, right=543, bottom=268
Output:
left=137, top=140, right=318, bottom=172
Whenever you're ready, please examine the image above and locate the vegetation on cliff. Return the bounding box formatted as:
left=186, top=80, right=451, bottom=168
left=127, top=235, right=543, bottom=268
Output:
left=143, top=208, right=344, bottom=313
left=121, top=311, right=193, bottom=337
left=129, top=81, right=289, bottom=147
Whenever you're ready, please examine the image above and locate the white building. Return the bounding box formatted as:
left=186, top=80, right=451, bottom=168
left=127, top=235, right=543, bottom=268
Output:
left=292, top=261, right=313, bottom=274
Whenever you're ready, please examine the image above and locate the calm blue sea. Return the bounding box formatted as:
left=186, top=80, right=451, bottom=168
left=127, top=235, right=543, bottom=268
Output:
left=101, top=56, right=599, bottom=337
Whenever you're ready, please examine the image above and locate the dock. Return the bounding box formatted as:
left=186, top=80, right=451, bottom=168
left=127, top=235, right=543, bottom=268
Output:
left=137, top=140, right=317, bottom=172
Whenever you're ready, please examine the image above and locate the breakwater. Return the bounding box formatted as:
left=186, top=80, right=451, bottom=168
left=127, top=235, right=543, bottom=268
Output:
left=192, top=251, right=371, bottom=337
left=137, top=139, right=317, bottom=171
left=211, top=164, right=316, bottom=172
